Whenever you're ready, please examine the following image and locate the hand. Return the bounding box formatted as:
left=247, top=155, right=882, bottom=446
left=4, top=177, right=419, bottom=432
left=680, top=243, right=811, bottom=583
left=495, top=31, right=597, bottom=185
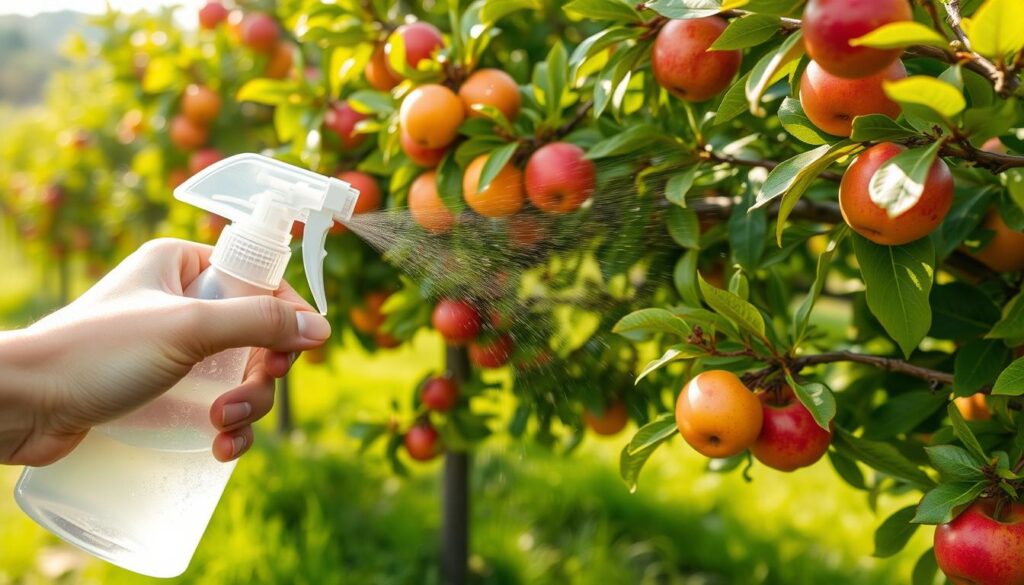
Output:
left=0, top=238, right=331, bottom=466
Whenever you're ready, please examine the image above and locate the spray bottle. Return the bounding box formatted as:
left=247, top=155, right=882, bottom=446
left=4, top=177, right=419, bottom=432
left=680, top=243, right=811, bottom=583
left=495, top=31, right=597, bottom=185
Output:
left=14, top=154, right=360, bottom=578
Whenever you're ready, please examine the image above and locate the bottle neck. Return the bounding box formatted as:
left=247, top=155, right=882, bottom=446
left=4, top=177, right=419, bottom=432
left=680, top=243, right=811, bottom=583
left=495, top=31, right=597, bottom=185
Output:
left=209, top=223, right=291, bottom=291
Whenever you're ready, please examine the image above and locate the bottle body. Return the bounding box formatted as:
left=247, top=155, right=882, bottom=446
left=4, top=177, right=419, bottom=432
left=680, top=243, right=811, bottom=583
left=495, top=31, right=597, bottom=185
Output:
left=15, top=266, right=269, bottom=578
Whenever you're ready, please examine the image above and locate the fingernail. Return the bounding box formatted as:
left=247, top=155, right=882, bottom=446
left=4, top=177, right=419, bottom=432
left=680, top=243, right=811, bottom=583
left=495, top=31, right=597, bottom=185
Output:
left=232, top=434, right=247, bottom=457
left=222, top=402, right=252, bottom=426
left=296, top=312, right=331, bottom=341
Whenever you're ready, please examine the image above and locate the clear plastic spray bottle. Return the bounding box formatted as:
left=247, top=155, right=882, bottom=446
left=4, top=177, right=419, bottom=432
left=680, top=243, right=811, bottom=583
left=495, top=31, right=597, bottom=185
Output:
left=15, top=154, right=360, bottom=578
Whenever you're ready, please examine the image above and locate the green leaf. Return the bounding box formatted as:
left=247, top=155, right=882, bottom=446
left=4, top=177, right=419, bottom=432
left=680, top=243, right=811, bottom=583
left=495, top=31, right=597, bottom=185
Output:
left=714, top=70, right=752, bottom=125
left=476, top=142, right=518, bottom=193
left=987, top=291, right=1024, bottom=341
left=834, top=427, right=935, bottom=489
left=786, top=376, right=837, bottom=430
left=929, top=283, right=1000, bottom=340
left=698, top=274, right=768, bottom=340
left=925, top=445, right=986, bottom=482
left=645, top=0, right=722, bottom=19
left=728, top=189, right=767, bottom=270
left=947, top=404, right=988, bottom=462
left=758, top=141, right=862, bottom=245
left=863, top=391, right=948, bottom=440
left=778, top=97, right=833, bottom=146
left=962, top=0, right=1024, bottom=59
left=613, top=308, right=692, bottom=339
left=754, top=144, right=830, bottom=207
left=850, top=21, right=947, bottom=49
left=435, top=151, right=466, bottom=214
left=674, top=251, right=701, bottom=306
left=868, top=142, right=942, bottom=219
left=849, top=114, right=919, bottom=142
left=710, top=14, right=779, bottom=50
left=544, top=41, right=569, bottom=117
left=636, top=344, right=705, bottom=383
left=620, top=413, right=679, bottom=492
left=912, top=549, right=939, bottom=585
left=728, top=271, right=749, bottom=300
left=829, top=450, right=867, bottom=490
left=884, top=76, right=967, bottom=120
left=873, top=506, right=920, bottom=558
left=563, top=0, right=642, bottom=22
left=665, top=166, right=701, bottom=206
left=569, top=27, right=639, bottom=81
left=480, top=0, right=541, bottom=23
left=237, top=79, right=303, bottom=105
left=586, top=124, right=667, bottom=158
left=953, top=339, right=1010, bottom=396
left=912, top=481, right=984, bottom=524
left=852, top=234, right=934, bottom=357
left=993, top=357, right=1024, bottom=396
left=745, top=30, right=804, bottom=116
left=347, top=90, right=395, bottom=116
left=793, top=227, right=846, bottom=344
left=667, top=206, right=701, bottom=249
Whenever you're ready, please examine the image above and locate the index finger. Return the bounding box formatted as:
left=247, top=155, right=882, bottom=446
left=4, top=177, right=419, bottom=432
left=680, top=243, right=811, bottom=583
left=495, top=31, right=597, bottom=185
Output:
left=274, top=278, right=318, bottom=314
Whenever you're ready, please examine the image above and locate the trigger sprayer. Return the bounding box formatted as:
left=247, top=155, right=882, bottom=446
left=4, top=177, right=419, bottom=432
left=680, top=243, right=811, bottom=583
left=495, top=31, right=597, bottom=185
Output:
left=175, top=153, right=361, bottom=312
left=14, top=154, right=360, bottom=579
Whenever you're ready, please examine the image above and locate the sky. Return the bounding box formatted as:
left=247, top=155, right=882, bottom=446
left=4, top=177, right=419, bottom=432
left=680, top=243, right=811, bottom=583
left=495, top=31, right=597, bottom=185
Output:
left=0, top=0, right=205, bottom=17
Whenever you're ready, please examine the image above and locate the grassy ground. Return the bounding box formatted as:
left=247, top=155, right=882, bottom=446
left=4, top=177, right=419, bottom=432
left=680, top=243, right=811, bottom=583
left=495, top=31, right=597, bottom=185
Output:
left=0, top=239, right=934, bottom=584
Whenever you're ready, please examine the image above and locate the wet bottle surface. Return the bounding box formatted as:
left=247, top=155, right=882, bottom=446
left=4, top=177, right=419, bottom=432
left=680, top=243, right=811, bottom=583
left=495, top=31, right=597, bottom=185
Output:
left=14, top=266, right=269, bottom=578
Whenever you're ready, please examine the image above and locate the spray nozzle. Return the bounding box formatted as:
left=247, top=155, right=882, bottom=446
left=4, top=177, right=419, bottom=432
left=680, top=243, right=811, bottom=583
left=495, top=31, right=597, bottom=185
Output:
left=174, top=153, right=361, bottom=315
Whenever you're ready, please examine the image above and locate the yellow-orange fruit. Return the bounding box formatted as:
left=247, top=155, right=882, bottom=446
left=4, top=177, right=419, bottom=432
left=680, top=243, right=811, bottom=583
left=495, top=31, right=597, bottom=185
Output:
left=399, top=84, right=465, bottom=149
left=675, top=370, right=763, bottom=458
left=968, top=210, right=1024, bottom=273
left=954, top=394, right=991, bottom=422
left=462, top=154, right=524, bottom=218
left=182, top=84, right=222, bottom=124
left=409, top=170, right=456, bottom=233
left=458, top=68, right=521, bottom=121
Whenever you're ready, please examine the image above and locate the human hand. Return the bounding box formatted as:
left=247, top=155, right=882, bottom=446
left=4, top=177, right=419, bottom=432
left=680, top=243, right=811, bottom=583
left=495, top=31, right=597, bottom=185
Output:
left=0, top=238, right=330, bottom=466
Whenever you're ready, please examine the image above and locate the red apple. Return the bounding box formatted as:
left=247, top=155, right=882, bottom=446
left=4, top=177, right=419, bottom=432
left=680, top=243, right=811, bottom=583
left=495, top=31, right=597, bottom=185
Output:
left=525, top=142, right=596, bottom=213
left=799, top=59, right=905, bottom=137
left=241, top=12, right=280, bottom=53
left=404, top=423, right=442, bottom=461
left=385, top=22, right=444, bottom=76
left=400, top=129, right=447, bottom=167
left=468, top=334, right=514, bottom=369
left=652, top=17, right=741, bottom=102
left=934, top=499, right=1024, bottom=585
left=432, top=299, right=482, bottom=344
left=324, top=101, right=368, bottom=150
left=839, top=142, right=954, bottom=246
left=189, top=148, right=223, bottom=175
left=803, top=0, right=912, bottom=79
left=750, top=389, right=832, bottom=471
left=198, top=1, right=229, bottom=30
left=421, top=377, right=459, bottom=411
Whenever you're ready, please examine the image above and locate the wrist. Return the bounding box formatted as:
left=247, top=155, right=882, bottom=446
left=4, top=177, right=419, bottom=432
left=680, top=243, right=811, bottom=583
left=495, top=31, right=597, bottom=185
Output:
left=0, top=328, right=61, bottom=464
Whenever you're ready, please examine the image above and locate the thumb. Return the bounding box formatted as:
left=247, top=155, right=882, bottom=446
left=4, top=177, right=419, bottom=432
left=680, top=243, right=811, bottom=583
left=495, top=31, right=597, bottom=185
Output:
left=190, top=295, right=332, bottom=354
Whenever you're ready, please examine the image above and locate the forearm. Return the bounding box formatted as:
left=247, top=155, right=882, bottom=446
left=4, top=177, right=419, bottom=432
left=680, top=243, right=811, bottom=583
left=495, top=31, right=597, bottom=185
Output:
left=0, top=328, right=56, bottom=464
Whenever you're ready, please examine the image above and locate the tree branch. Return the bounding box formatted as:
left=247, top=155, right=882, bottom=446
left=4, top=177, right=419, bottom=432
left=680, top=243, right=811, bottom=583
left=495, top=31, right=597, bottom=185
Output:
left=793, top=350, right=954, bottom=387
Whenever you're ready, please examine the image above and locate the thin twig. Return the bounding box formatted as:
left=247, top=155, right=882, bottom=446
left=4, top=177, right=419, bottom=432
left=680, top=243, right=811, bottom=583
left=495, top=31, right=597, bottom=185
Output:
left=793, top=350, right=955, bottom=387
